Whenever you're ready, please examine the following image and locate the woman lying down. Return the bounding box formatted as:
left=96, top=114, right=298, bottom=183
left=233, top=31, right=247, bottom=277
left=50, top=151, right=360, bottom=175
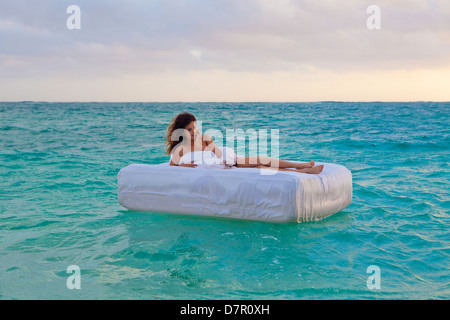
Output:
left=165, top=112, right=324, bottom=174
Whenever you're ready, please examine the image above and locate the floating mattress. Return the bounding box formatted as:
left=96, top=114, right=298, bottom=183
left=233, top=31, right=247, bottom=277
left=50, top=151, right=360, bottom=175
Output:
left=117, top=161, right=352, bottom=223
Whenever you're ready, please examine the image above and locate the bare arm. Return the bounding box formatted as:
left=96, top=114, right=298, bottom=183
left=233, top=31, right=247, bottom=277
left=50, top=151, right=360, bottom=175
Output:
left=203, top=134, right=222, bottom=159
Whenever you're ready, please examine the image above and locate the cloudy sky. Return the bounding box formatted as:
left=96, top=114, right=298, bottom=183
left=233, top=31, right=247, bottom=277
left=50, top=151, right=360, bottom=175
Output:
left=1, top=0, right=449, bottom=101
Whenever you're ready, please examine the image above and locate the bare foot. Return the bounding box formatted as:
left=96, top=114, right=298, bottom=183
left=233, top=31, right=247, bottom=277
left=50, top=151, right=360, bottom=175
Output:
left=296, top=164, right=324, bottom=174
left=295, top=160, right=315, bottom=169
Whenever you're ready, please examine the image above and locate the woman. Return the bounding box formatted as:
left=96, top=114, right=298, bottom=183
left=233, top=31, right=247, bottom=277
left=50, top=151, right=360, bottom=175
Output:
left=165, top=112, right=324, bottom=174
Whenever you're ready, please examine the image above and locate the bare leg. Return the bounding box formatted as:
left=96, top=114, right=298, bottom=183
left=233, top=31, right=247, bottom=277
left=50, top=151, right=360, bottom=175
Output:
left=296, top=165, right=324, bottom=174
left=250, top=164, right=324, bottom=174
left=235, top=156, right=314, bottom=169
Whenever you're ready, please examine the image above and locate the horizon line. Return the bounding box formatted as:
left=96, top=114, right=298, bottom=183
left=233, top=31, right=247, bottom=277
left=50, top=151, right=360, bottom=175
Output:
left=1, top=100, right=449, bottom=104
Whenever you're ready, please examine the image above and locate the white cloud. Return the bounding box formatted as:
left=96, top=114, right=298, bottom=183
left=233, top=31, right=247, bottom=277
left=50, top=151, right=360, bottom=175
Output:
left=190, top=49, right=203, bottom=60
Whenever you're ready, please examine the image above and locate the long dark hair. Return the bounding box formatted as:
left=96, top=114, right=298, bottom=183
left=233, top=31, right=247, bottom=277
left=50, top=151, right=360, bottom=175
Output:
left=164, top=112, right=197, bottom=155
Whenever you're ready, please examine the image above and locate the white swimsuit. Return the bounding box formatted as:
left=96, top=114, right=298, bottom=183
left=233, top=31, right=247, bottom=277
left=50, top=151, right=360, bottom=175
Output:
left=171, top=146, right=237, bottom=169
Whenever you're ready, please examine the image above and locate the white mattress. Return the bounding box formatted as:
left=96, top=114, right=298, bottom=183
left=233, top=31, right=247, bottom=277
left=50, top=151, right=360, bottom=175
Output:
left=117, top=162, right=352, bottom=223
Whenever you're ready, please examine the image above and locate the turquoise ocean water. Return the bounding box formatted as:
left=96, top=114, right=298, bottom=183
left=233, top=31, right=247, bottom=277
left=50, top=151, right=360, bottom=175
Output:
left=0, top=102, right=448, bottom=299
